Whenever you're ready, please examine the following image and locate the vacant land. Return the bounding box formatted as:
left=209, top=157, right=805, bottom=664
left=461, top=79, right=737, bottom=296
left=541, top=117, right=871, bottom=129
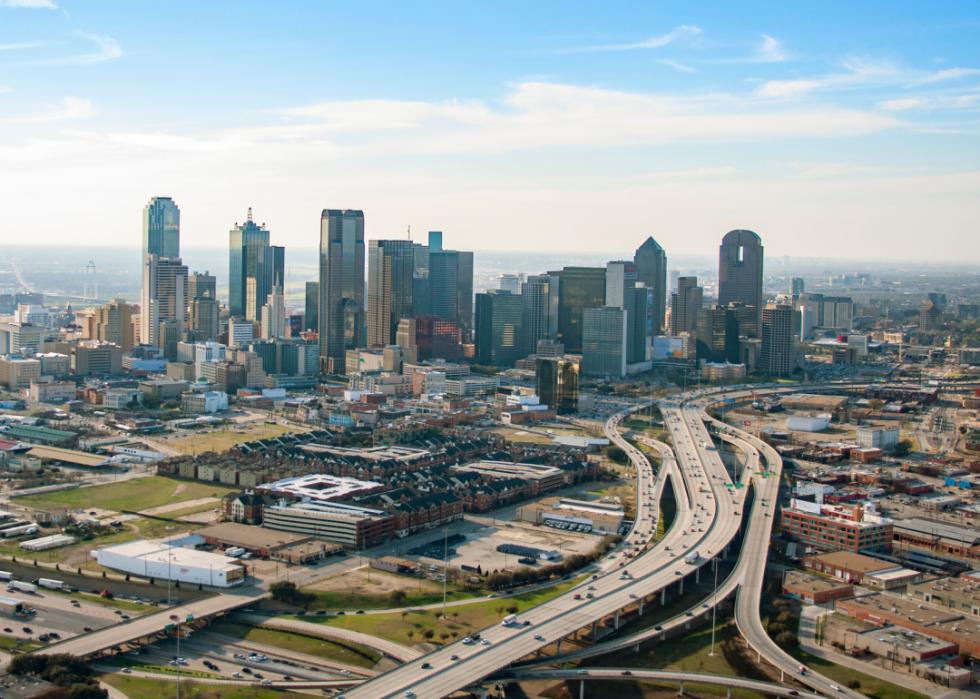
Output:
left=319, top=577, right=582, bottom=646
left=17, top=476, right=240, bottom=513
left=102, top=675, right=310, bottom=699
left=209, top=620, right=381, bottom=669
left=790, top=648, right=928, bottom=699
left=303, top=568, right=475, bottom=611
left=165, top=423, right=303, bottom=455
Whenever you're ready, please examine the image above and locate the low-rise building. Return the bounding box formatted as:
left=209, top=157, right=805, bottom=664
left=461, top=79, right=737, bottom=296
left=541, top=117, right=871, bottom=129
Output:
left=908, top=577, right=980, bottom=617
left=781, top=499, right=892, bottom=553
left=93, top=539, right=245, bottom=587
left=181, top=390, right=228, bottom=414
left=782, top=569, right=853, bottom=604
left=451, top=460, right=566, bottom=495
left=262, top=501, right=393, bottom=549
left=803, top=550, right=922, bottom=589
left=27, top=380, right=76, bottom=404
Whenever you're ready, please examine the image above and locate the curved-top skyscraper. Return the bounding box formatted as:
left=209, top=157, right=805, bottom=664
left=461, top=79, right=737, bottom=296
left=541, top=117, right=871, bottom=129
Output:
left=717, top=229, right=764, bottom=335
left=142, top=196, right=180, bottom=258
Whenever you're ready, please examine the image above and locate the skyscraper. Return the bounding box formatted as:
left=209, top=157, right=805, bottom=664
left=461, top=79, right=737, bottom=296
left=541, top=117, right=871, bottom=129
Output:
left=319, top=209, right=365, bottom=373
left=188, top=271, right=218, bottom=341
left=142, top=197, right=180, bottom=258
left=696, top=306, right=740, bottom=363
left=606, top=261, right=646, bottom=364
left=634, top=237, right=667, bottom=335
left=228, top=208, right=284, bottom=321
left=536, top=357, right=579, bottom=415
left=521, top=274, right=552, bottom=356
left=261, top=287, right=287, bottom=340
left=367, top=240, right=415, bottom=347
left=581, top=306, right=627, bottom=377
left=718, top=229, right=764, bottom=335
left=304, top=281, right=319, bottom=332
left=669, top=276, right=703, bottom=335
left=761, top=303, right=795, bottom=376
left=474, top=290, right=523, bottom=367
left=92, top=299, right=136, bottom=351
left=429, top=249, right=474, bottom=341
left=140, top=254, right=188, bottom=348
left=557, top=267, right=606, bottom=354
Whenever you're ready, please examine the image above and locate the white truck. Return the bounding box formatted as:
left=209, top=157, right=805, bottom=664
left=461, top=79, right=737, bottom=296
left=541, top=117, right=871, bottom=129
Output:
left=501, top=614, right=519, bottom=627
left=225, top=547, right=246, bottom=558
left=684, top=551, right=700, bottom=565
left=0, top=571, right=13, bottom=582
left=7, top=581, right=37, bottom=594
left=37, top=578, right=65, bottom=591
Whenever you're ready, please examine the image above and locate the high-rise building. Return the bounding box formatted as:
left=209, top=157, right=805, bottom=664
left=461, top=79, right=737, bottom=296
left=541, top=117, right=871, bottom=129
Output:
left=582, top=306, right=627, bottom=377
left=429, top=249, right=474, bottom=341
left=605, top=261, right=646, bottom=364
left=718, top=229, right=764, bottom=335
left=228, top=208, right=284, bottom=321
left=499, top=274, right=522, bottom=295
left=696, top=306, right=740, bottom=363
left=318, top=209, right=365, bottom=373
left=536, top=357, right=579, bottom=415
left=188, top=271, right=216, bottom=302
left=261, top=287, right=287, bottom=340
left=557, top=267, right=605, bottom=354
left=91, top=299, right=136, bottom=352
left=796, top=293, right=853, bottom=339
left=304, top=281, right=319, bottom=332
left=474, top=290, right=523, bottom=367
left=395, top=317, right=419, bottom=363
left=427, top=230, right=443, bottom=253
left=634, top=237, right=667, bottom=335
left=761, top=304, right=795, bottom=376
left=186, top=271, right=218, bottom=341
left=142, top=197, right=180, bottom=259
left=919, top=300, right=942, bottom=332
left=790, top=277, right=805, bottom=303
left=367, top=240, right=415, bottom=347
left=414, top=315, right=462, bottom=361
left=521, top=274, right=552, bottom=356
left=140, top=254, right=188, bottom=348
left=669, top=276, right=703, bottom=335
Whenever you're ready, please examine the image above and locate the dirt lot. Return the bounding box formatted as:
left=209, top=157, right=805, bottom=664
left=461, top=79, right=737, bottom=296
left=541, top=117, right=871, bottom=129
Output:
left=306, top=567, right=441, bottom=596
left=162, top=422, right=307, bottom=455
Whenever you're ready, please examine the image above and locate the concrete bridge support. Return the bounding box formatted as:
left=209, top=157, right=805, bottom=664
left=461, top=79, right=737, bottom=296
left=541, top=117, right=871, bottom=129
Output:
left=661, top=589, right=667, bottom=606
left=614, top=610, right=620, bottom=630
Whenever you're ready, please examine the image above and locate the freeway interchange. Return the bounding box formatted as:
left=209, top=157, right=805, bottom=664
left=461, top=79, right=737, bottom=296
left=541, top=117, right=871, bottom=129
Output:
left=342, top=383, right=840, bottom=699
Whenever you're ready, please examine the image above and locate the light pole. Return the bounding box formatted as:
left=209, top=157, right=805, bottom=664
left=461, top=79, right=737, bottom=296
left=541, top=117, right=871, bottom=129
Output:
left=708, top=558, right=719, bottom=657
left=441, top=528, right=449, bottom=617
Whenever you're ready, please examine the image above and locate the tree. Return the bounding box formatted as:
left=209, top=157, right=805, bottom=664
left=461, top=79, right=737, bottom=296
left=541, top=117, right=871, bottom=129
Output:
left=893, top=439, right=913, bottom=456
left=269, top=581, right=315, bottom=608
left=775, top=630, right=798, bottom=648
left=605, top=446, right=628, bottom=464
left=389, top=589, right=407, bottom=606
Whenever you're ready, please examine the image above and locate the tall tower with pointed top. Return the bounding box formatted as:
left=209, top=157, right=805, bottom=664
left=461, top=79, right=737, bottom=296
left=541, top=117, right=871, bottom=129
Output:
left=228, top=208, right=284, bottom=320
left=634, top=237, right=667, bottom=335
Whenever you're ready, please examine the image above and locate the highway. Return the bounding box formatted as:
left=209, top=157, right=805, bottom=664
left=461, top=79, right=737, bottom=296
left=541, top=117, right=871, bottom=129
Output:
left=342, top=393, right=752, bottom=698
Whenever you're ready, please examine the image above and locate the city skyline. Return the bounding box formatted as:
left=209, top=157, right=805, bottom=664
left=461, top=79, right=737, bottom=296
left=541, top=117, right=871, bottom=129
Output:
left=1, top=1, right=979, bottom=260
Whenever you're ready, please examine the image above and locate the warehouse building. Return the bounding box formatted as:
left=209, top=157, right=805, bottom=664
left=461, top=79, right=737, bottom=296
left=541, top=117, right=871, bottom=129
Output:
left=516, top=496, right=624, bottom=534
left=262, top=501, right=393, bottom=549
left=195, top=522, right=341, bottom=563
left=93, top=539, right=245, bottom=587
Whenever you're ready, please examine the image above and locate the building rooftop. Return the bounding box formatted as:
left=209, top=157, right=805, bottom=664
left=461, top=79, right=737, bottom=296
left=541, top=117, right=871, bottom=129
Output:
left=451, top=460, right=564, bottom=481
left=910, top=576, right=980, bottom=609
left=893, top=517, right=980, bottom=546
left=298, top=444, right=431, bottom=462
left=195, top=522, right=310, bottom=549
left=26, top=445, right=110, bottom=468
left=806, top=550, right=897, bottom=575
left=258, top=473, right=382, bottom=502
left=784, top=569, right=852, bottom=594
left=841, top=593, right=961, bottom=626
left=96, top=539, right=243, bottom=572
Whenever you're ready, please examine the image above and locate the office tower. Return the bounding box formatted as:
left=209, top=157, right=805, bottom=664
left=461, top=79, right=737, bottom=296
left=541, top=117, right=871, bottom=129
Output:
left=227, top=317, right=255, bottom=348
left=188, top=271, right=216, bottom=302
left=428, top=230, right=443, bottom=253
left=795, top=293, right=853, bottom=339
left=186, top=271, right=218, bottom=341
left=927, top=292, right=948, bottom=312
left=669, top=276, right=703, bottom=335
left=634, top=237, right=667, bottom=335
left=606, top=261, right=646, bottom=364
left=140, top=254, right=188, bottom=348
left=143, top=197, right=180, bottom=258
left=582, top=306, right=627, bottom=377
left=367, top=240, right=415, bottom=347
left=499, top=274, right=522, bottom=295
left=546, top=271, right=561, bottom=338
left=87, top=299, right=136, bottom=352
left=229, top=208, right=284, bottom=321
left=304, top=282, right=319, bottom=332
left=414, top=316, right=462, bottom=361
left=429, top=249, right=474, bottom=341
left=411, top=241, right=431, bottom=317
left=718, top=229, right=764, bottom=335
left=919, top=300, right=942, bottom=332
left=521, top=274, right=552, bottom=356
left=761, top=304, right=795, bottom=376
left=536, top=357, right=579, bottom=415
left=556, top=267, right=606, bottom=354
left=261, top=287, right=287, bottom=340
left=395, top=317, right=418, bottom=363
left=319, top=209, right=366, bottom=373
left=696, top=306, right=740, bottom=363
left=474, top=290, right=523, bottom=367
left=790, top=277, right=805, bottom=303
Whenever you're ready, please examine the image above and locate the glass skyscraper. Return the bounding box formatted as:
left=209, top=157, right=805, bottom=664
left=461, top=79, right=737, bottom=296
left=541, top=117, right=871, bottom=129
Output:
left=142, top=197, right=180, bottom=258
left=319, top=209, right=365, bottom=373
left=228, top=208, right=284, bottom=321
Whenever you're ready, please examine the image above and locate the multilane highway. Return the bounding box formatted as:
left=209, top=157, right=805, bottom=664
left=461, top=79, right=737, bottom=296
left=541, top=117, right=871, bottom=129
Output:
left=343, top=393, right=753, bottom=698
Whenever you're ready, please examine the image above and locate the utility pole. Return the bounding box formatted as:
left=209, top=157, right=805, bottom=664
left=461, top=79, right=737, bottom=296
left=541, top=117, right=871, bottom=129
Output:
left=708, top=558, right=719, bottom=656
left=442, top=527, right=449, bottom=617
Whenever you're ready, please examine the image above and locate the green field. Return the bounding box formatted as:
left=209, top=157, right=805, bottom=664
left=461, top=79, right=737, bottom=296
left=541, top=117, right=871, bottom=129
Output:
left=211, top=620, right=381, bottom=669
left=307, top=586, right=477, bottom=611
left=102, top=675, right=309, bottom=699
left=790, top=648, right=929, bottom=699
left=0, top=634, right=41, bottom=653
left=318, top=577, right=583, bottom=646
left=17, top=476, right=240, bottom=513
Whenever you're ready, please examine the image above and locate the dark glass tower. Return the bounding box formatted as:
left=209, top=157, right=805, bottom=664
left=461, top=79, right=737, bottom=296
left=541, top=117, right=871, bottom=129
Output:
left=319, top=209, right=365, bottom=373
left=718, top=229, right=764, bottom=336
left=633, top=237, right=667, bottom=335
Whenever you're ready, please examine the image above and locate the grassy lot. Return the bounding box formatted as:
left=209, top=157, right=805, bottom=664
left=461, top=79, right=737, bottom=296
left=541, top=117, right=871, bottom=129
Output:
left=490, top=427, right=553, bottom=445
left=165, top=423, right=304, bottom=455
left=17, top=476, right=240, bottom=513
left=102, top=675, right=310, bottom=699
left=130, top=517, right=201, bottom=540
left=318, top=577, right=583, bottom=646
left=0, top=634, right=41, bottom=652
left=790, top=647, right=929, bottom=699
left=49, top=588, right=153, bottom=613
left=210, top=620, right=380, bottom=669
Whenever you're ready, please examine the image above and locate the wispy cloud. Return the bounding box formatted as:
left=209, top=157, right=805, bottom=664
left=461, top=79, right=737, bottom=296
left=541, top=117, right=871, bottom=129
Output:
left=35, top=31, right=122, bottom=65
left=0, top=40, right=46, bottom=51
left=555, top=25, right=701, bottom=54
left=0, top=85, right=10, bottom=94
left=658, top=58, right=697, bottom=74
left=0, top=0, right=56, bottom=8
left=6, top=96, right=95, bottom=123
left=755, top=34, right=787, bottom=63
left=911, top=67, right=980, bottom=85
left=879, top=97, right=928, bottom=111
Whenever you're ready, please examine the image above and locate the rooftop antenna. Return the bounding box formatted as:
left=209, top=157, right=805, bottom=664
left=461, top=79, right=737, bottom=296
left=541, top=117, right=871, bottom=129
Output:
left=84, top=260, right=97, bottom=300
left=407, top=224, right=412, bottom=240
left=247, top=207, right=253, bottom=223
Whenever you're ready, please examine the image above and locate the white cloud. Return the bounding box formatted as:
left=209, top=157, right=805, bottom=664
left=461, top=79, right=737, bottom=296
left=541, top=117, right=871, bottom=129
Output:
left=555, top=25, right=701, bottom=54
left=0, top=0, right=56, bottom=8
left=879, top=97, right=927, bottom=111
left=0, top=85, right=10, bottom=94
left=912, top=67, right=980, bottom=85
left=755, top=34, right=787, bottom=63
left=6, top=96, right=95, bottom=123
left=658, top=59, right=697, bottom=74
left=0, top=41, right=45, bottom=51
left=36, top=31, right=122, bottom=65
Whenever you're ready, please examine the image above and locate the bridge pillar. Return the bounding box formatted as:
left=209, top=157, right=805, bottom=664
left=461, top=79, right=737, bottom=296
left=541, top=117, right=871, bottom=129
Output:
left=614, top=610, right=620, bottom=630
left=580, top=679, right=585, bottom=699
left=679, top=577, right=684, bottom=595
left=726, top=688, right=732, bottom=699
left=695, top=567, right=700, bottom=584
left=780, top=670, right=784, bottom=683
left=555, top=638, right=561, bottom=655
left=678, top=680, right=684, bottom=696
left=592, top=620, right=598, bottom=641
left=639, top=600, right=644, bottom=616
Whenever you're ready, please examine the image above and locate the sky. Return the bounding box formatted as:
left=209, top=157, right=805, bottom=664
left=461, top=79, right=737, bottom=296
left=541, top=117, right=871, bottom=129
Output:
left=1, top=0, right=979, bottom=262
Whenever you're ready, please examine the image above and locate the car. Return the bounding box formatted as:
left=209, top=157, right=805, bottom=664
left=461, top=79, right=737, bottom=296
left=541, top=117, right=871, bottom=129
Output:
left=462, top=637, right=475, bottom=645
left=70, top=600, right=80, bottom=607
left=621, top=670, right=633, bottom=676
left=576, top=669, right=587, bottom=675
left=654, top=625, right=663, bottom=631
left=253, top=673, right=264, bottom=680
left=450, top=654, right=460, bottom=661
left=533, top=634, right=545, bottom=641
left=829, top=685, right=841, bottom=693
left=788, top=692, right=799, bottom=697
left=21, top=627, right=31, bottom=634
left=404, top=692, right=416, bottom=699
left=573, top=594, right=582, bottom=600
left=83, top=626, right=93, bottom=632
left=356, top=610, right=365, bottom=614
left=242, top=668, right=252, bottom=674
left=121, top=668, right=132, bottom=674
left=260, top=680, right=273, bottom=687
left=421, top=662, right=432, bottom=669
left=233, top=672, right=242, bottom=678
left=481, top=639, right=491, bottom=646
left=2, top=628, right=9, bottom=633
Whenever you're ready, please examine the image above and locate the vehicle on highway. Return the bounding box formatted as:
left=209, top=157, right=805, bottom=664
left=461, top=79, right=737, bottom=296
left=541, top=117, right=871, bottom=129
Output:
left=501, top=614, right=519, bottom=627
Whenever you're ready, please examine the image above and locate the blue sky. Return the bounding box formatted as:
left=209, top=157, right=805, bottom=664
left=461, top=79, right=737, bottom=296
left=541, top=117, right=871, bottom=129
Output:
left=1, top=0, right=979, bottom=260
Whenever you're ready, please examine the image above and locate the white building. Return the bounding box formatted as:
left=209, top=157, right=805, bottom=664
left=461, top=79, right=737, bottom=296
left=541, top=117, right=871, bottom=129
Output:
left=93, top=539, right=245, bottom=587
left=856, top=426, right=900, bottom=451
left=181, top=390, right=228, bottom=414
left=104, top=388, right=143, bottom=409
